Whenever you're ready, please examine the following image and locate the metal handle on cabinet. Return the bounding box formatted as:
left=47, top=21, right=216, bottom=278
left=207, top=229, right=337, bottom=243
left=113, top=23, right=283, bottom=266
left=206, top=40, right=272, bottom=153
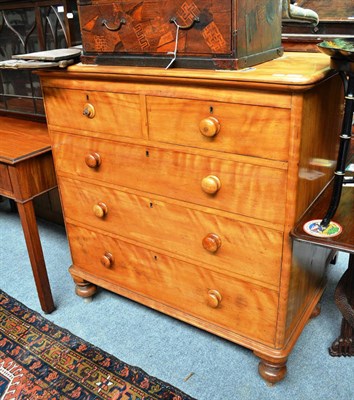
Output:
left=202, top=233, right=222, bottom=253
left=207, top=289, right=222, bottom=308
left=102, top=18, right=126, bottom=31
left=201, top=175, right=221, bottom=194
left=169, top=16, right=200, bottom=30
left=93, top=202, right=108, bottom=218
left=100, top=252, right=114, bottom=268
left=199, top=116, right=221, bottom=137
left=83, top=103, right=95, bottom=118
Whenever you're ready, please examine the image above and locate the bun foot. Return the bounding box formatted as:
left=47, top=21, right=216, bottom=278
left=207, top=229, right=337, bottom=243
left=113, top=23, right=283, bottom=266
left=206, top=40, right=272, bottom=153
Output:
left=310, top=303, right=321, bottom=319
left=255, top=353, right=288, bottom=384
left=73, top=276, right=97, bottom=298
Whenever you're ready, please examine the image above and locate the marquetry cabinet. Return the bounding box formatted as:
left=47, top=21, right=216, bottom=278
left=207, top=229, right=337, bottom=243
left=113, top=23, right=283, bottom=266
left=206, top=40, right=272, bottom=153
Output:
left=39, top=53, right=343, bottom=383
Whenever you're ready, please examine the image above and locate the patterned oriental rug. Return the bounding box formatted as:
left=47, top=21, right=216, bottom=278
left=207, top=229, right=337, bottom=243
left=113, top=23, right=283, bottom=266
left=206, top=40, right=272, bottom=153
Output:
left=0, top=290, right=195, bottom=400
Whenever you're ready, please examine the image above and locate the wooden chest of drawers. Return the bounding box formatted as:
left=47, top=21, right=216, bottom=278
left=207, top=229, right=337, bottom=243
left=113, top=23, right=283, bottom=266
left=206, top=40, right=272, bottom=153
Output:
left=39, top=53, right=343, bottom=383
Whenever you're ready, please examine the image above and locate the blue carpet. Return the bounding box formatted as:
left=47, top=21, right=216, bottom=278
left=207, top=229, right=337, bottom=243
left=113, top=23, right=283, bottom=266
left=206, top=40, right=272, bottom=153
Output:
left=0, top=199, right=353, bottom=399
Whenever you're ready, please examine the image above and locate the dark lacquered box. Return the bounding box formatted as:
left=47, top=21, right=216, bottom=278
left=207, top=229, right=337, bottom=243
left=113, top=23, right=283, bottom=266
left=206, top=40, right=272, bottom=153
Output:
left=78, top=0, right=284, bottom=70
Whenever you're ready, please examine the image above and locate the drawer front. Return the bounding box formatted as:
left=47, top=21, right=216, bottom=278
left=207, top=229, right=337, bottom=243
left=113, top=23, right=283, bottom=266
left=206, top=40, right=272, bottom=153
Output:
left=52, top=133, right=287, bottom=224
left=60, top=177, right=283, bottom=287
left=67, top=223, right=278, bottom=345
left=0, top=163, right=12, bottom=195
left=43, top=87, right=143, bottom=138
left=147, top=96, right=290, bottom=161
left=78, top=0, right=232, bottom=56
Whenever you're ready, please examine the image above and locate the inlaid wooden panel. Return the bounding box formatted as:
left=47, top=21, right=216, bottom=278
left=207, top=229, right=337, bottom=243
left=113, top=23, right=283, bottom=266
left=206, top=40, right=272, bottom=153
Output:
left=60, top=177, right=283, bottom=287
left=43, top=87, right=143, bottom=138
left=51, top=132, right=288, bottom=224
left=78, top=0, right=232, bottom=55
left=147, top=96, right=290, bottom=161
left=67, top=223, right=278, bottom=345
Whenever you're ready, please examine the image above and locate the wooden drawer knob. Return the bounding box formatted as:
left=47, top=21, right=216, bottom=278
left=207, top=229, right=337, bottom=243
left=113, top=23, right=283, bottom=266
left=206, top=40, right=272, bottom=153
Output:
left=202, top=233, right=222, bottom=253
left=100, top=252, right=114, bottom=268
left=85, top=152, right=101, bottom=168
left=201, top=175, right=221, bottom=194
left=93, top=202, right=108, bottom=218
left=207, top=289, right=222, bottom=308
left=83, top=103, right=95, bottom=118
left=199, top=116, right=220, bottom=137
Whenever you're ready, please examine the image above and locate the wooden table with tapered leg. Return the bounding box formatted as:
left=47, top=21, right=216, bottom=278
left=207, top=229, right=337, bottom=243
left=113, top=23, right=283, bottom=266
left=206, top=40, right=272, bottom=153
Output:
left=291, top=155, right=354, bottom=356
left=0, top=116, right=57, bottom=313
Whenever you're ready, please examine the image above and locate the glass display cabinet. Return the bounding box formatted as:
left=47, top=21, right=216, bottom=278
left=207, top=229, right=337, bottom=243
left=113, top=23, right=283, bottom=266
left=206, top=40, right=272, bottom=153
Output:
left=0, top=0, right=81, bottom=119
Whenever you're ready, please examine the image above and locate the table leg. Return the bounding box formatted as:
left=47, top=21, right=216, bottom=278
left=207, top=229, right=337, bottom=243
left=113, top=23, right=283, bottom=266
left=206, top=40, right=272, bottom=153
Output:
left=329, top=254, right=354, bottom=356
left=16, top=201, right=55, bottom=314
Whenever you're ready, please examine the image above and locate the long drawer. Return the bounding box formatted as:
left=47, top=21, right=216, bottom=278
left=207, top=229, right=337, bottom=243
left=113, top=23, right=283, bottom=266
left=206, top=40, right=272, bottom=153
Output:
left=147, top=96, right=290, bottom=161
left=60, top=177, right=283, bottom=287
left=52, top=132, right=287, bottom=224
left=66, top=223, right=278, bottom=345
left=43, top=87, right=143, bottom=139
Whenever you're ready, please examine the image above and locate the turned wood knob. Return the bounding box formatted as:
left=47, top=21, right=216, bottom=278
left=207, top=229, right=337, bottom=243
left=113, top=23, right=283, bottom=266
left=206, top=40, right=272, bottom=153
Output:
left=201, top=175, right=221, bottom=194
left=83, top=103, right=95, bottom=118
left=93, top=202, right=108, bottom=218
left=100, top=252, right=114, bottom=268
left=85, top=152, right=101, bottom=168
left=202, top=233, right=222, bottom=253
left=199, top=116, right=220, bottom=137
left=207, top=289, right=222, bottom=308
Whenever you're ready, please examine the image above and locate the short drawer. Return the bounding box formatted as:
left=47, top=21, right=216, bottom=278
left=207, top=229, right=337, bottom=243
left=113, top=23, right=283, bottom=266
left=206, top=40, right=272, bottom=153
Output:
left=60, top=177, right=283, bottom=287
left=67, top=223, right=278, bottom=346
left=52, top=132, right=287, bottom=224
left=43, top=87, right=143, bottom=139
left=147, top=96, right=290, bottom=161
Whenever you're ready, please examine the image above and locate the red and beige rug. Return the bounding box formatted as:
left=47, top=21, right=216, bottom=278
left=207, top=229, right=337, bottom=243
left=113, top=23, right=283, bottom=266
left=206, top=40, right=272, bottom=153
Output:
left=0, top=290, right=195, bottom=399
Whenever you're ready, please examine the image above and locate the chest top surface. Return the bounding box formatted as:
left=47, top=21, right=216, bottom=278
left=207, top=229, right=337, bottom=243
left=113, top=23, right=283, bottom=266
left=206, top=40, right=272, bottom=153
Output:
left=40, top=52, right=335, bottom=91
